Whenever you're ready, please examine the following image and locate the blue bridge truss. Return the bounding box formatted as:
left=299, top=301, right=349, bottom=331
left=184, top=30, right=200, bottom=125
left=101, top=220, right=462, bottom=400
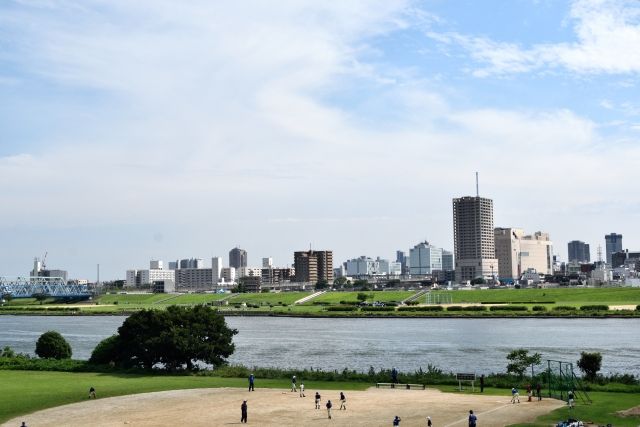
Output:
left=0, top=277, right=91, bottom=299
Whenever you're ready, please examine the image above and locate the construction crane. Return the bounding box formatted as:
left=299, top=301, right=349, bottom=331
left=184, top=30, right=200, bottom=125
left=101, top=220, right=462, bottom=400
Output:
left=42, top=251, right=48, bottom=270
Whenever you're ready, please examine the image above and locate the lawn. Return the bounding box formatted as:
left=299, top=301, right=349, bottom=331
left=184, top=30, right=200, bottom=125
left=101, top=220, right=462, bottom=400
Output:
left=227, top=292, right=311, bottom=305
left=156, top=293, right=230, bottom=305
left=431, top=287, right=640, bottom=306
left=0, top=370, right=369, bottom=424
left=309, top=291, right=416, bottom=304
left=95, top=293, right=171, bottom=305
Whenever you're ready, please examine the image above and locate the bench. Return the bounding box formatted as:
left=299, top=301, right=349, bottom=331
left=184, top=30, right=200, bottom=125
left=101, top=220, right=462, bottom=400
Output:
left=376, top=383, right=426, bottom=390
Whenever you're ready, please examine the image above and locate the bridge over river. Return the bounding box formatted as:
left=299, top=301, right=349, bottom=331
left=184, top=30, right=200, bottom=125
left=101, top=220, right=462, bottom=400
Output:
left=0, top=277, right=91, bottom=299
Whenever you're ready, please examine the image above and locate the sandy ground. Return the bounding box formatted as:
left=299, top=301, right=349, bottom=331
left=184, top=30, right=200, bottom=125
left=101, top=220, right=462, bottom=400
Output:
left=3, top=387, right=564, bottom=427
left=608, top=305, right=637, bottom=310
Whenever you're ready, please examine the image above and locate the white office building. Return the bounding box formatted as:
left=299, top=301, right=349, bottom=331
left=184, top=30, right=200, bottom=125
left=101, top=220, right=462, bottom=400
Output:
left=221, top=267, right=236, bottom=283
left=212, top=257, right=223, bottom=283
left=138, top=269, right=175, bottom=286
left=409, top=242, right=443, bottom=275
left=237, top=267, right=262, bottom=278
left=494, top=228, right=553, bottom=280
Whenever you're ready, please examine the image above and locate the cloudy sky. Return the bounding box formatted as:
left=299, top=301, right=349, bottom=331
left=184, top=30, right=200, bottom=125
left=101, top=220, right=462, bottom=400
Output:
left=1, top=0, right=640, bottom=280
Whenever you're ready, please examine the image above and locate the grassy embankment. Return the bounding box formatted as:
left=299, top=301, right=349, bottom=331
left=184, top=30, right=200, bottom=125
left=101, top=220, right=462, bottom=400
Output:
left=1, top=288, right=640, bottom=316
left=0, top=370, right=638, bottom=426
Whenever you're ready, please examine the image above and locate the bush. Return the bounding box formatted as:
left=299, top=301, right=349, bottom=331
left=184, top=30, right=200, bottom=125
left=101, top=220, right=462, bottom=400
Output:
left=489, top=305, right=528, bottom=311
left=553, top=305, right=577, bottom=311
left=398, top=306, right=444, bottom=312
left=325, top=306, right=357, bottom=312
left=577, top=352, right=602, bottom=381
left=360, top=306, right=395, bottom=312
left=89, top=335, right=121, bottom=365
left=532, top=305, right=547, bottom=311
left=580, top=305, right=609, bottom=311
left=35, top=331, right=72, bottom=359
left=405, top=300, right=419, bottom=306
left=636, top=305, right=640, bottom=311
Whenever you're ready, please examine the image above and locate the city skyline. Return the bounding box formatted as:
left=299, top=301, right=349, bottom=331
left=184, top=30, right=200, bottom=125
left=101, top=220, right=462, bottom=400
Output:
left=2, top=1, right=640, bottom=279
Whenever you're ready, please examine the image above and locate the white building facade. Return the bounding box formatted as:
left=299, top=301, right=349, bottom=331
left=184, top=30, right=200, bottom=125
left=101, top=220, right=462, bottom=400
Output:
left=409, top=242, right=443, bottom=275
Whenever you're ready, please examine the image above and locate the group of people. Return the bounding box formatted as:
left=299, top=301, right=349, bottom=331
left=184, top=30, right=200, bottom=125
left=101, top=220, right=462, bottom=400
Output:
left=243, top=374, right=347, bottom=422
left=511, top=383, right=543, bottom=403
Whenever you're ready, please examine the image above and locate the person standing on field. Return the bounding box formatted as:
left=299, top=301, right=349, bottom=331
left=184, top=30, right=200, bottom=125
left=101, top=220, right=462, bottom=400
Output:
left=326, top=400, right=333, bottom=419
left=315, top=392, right=321, bottom=409
left=468, top=410, right=477, bottom=427
left=291, top=375, right=297, bottom=392
left=511, top=387, right=520, bottom=403
left=339, top=392, right=346, bottom=410
left=240, top=400, right=248, bottom=424
left=568, top=390, right=575, bottom=408
left=393, top=415, right=401, bottom=426
left=536, top=383, right=542, bottom=401
left=299, top=383, right=305, bottom=397
left=427, top=416, right=432, bottom=426
left=248, top=373, right=255, bottom=392
left=89, top=387, right=96, bottom=399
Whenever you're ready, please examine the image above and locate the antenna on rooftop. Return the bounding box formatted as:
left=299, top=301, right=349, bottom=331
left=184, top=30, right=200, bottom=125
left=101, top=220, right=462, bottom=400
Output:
left=475, top=171, right=479, bottom=197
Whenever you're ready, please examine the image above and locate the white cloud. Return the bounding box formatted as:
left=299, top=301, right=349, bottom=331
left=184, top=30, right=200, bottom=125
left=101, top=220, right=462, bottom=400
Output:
left=429, top=0, right=640, bottom=76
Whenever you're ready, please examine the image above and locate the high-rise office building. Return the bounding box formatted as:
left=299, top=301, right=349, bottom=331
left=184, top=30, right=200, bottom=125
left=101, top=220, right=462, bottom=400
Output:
left=409, top=242, right=443, bottom=275
left=567, top=240, right=590, bottom=263
left=452, top=195, right=499, bottom=282
left=396, top=250, right=409, bottom=274
left=494, top=228, right=553, bottom=280
left=604, top=233, right=623, bottom=265
left=229, top=247, right=248, bottom=269
left=293, top=250, right=333, bottom=283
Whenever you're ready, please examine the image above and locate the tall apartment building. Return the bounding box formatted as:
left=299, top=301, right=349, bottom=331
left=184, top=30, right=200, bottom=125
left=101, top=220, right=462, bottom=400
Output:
left=125, top=260, right=174, bottom=287
left=409, top=242, right=443, bottom=275
left=494, top=228, right=553, bottom=280
left=229, top=247, right=248, bottom=269
left=452, top=196, right=499, bottom=282
left=236, top=267, right=262, bottom=278
left=605, top=233, right=623, bottom=265
left=174, top=268, right=213, bottom=290
left=261, top=267, right=295, bottom=286
left=567, top=240, right=590, bottom=263
left=294, top=250, right=333, bottom=283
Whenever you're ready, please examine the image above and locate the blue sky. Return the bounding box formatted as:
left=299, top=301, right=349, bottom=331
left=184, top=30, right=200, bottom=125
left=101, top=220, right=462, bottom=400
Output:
left=1, top=0, right=640, bottom=280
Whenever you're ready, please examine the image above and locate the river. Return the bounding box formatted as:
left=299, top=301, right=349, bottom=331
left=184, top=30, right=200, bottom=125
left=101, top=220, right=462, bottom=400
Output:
left=0, top=316, right=638, bottom=376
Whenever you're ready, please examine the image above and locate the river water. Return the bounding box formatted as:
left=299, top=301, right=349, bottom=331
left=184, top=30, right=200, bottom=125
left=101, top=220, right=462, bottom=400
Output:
left=0, top=316, right=638, bottom=376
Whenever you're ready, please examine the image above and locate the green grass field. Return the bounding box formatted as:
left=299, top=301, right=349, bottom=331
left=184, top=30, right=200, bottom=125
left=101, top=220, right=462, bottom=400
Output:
left=227, top=292, right=311, bottom=305
left=0, top=370, right=369, bottom=424
left=309, top=291, right=415, bottom=304
left=431, top=287, right=640, bottom=306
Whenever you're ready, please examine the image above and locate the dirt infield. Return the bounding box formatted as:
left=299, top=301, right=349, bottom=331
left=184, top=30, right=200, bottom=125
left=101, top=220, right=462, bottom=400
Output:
left=2, top=387, right=564, bottom=427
